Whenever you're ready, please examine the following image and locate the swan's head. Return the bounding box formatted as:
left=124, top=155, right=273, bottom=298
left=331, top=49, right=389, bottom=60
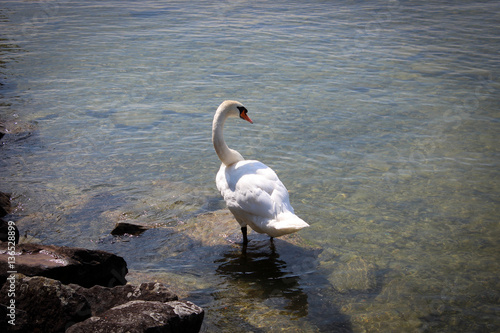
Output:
left=218, top=100, right=253, bottom=124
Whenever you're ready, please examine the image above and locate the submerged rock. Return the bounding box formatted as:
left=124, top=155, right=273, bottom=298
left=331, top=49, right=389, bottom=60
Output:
left=0, top=120, right=35, bottom=139
left=66, top=300, right=204, bottom=333
left=0, top=243, right=127, bottom=288
left=180, top=209, right=316, bottom=248
left=328, top=257, right=377, bottom=293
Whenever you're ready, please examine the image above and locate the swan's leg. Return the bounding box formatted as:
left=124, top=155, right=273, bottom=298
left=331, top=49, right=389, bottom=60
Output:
left=270, top=238, right=276, bottom=254
left=241, top=226, right=248, bottom=244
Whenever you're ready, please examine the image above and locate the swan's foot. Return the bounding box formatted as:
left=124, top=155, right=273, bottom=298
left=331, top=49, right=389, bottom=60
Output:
left=241, top=226, right=248, bottom=245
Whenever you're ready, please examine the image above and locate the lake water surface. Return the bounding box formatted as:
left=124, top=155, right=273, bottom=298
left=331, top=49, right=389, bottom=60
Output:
left=1, top=0, right=499, bottom=332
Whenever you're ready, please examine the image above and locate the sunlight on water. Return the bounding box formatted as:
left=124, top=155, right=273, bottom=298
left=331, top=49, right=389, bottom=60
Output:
left=1, top=0, right=499, bottom=331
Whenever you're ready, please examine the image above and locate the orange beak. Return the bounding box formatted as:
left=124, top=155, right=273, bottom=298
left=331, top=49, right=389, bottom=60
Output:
left=241, top=112, right=253, bottom=124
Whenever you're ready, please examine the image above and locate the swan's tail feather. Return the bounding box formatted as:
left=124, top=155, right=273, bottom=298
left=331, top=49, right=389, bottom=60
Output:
left=267, top=212, right=309, bottom=237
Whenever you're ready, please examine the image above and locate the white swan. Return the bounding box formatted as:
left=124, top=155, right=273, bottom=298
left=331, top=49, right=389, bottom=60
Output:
left=213, top=100, right=309, bottom=244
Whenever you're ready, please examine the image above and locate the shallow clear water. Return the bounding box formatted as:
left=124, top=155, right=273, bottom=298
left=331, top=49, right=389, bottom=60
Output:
left=1, top=0, right=499, bottom=331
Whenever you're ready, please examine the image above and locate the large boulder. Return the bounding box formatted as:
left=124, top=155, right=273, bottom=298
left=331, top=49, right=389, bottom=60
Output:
left=0, top=243, right=128, bottom=288
left=0, top=274, right=203, bottom=333
left=66, top=300, right=204, bottom=333
left=0, top=274, right=91, bottom=332
left=71, top=282, right=178, bottom=316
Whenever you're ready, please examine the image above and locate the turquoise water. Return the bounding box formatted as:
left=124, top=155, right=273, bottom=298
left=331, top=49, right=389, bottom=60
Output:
left=1, top=0, right=499, bottom=331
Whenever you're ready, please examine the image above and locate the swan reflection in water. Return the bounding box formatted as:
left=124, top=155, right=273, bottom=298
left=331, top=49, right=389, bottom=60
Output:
left=215, top=238, right=309, bottom=318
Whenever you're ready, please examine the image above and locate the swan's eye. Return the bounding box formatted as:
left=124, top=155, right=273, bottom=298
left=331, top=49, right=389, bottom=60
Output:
left=237, top=106, right=248, bottom=118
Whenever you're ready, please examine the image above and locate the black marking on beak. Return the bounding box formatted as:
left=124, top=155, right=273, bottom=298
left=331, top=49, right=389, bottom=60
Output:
left=237, top=106, right=253, bottom=123
left=237, top=106, right=248, bottom=118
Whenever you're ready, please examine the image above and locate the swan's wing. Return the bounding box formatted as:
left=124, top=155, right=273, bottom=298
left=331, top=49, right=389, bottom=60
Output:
left=217, top=160, right=293, bottom=219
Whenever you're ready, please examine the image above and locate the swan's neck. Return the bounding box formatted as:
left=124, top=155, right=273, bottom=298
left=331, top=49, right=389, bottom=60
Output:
left=212, top=109, right=244, bottom=166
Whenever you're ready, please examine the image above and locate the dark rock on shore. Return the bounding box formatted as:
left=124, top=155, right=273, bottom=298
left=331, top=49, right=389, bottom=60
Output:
left=71, top=281, right=178, bottom=316
left=111, top=222, right=150, bottom=236
left=0, top=192, right=11, bottom=218
left=0, top=274, right=91, bottom=333
left=0, top=219, right=19, bottom=245
left=0, top=274, right=204, bottom=333
left=67, top=300, right=204, bottom=333
left=0, top=122, right=5, bottom=140
left=0, top=243, right=128, bottom=288
left=0, top=192, right=18, bottom=245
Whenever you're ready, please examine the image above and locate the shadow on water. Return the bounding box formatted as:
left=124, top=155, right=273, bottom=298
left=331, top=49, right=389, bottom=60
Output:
left=216, top=240, right=308, bottom=318
left=213, top=237, right=353, bottom=332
